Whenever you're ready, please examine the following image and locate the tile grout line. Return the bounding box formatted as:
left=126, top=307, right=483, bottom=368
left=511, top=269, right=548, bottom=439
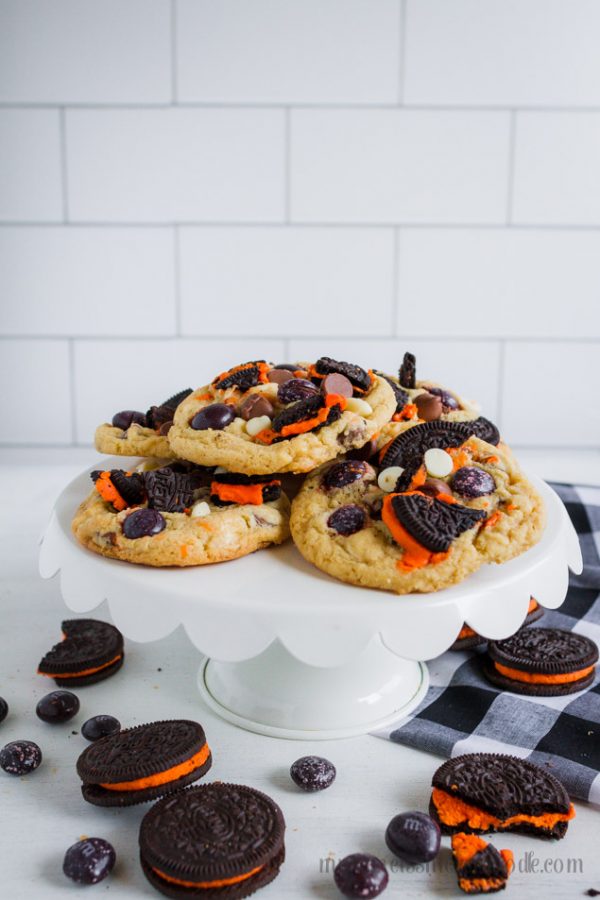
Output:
left=2, top=335, right=598, bottom=344
left=173, top=226, right=182, bottom=336
left=397, top=0, right=408, bottom=105
left=391, top=228, right=400, bottom=336
left=506, top=110, right=517, bottom=225
left=3, top=221, right=600, bottom=231
left=59, top=107, right=69, bottom=222
left=68, top=338, right=77, bottom=444
left=284, top=108, right=291, bottom=223
left=5, top=101, right=600, bottom=112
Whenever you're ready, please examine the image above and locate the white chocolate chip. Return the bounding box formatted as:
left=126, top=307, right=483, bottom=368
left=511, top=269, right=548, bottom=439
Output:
left=190, top=501, right=211, bottom=518
left=345, top=397, right=373, bottom=416
left=245, top=415, right=272, bottom=437
left=214, top=466, right=227, bottom=474
left=378, top=466, right=405, bottom=493
left=254, top=383, right=279, bottom=400
left=424, top=447, right=453, bottom=478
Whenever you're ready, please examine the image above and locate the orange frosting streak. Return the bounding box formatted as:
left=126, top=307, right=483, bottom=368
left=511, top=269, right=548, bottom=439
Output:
left=459, top=877, right=506, bottom=892
left=528, top=598, right=538, bottom=613
left=39, top=653, right=122, bottom=679
left=214, top=361, right=270, bottom=388
left=452, top=833, right=487, bottom=868
left=432, top=788, right=575, bottom=831
left=254, top=394, right=347, bottom=444
left=94, top=471, right=127, bottom=511
left=381, top=494, right=449, bottom=571
left=494, top=662, right=595, bottom=685
left=100, top=743, right=210, bottom=792
left=152, top=864, right=264, bottom=890
left=449, top=448, right=471, bottom=471
left=210, top=481, right=278, bottom=506
left=483, top=510, right=502, bottom=529
left=393, top=402, right=418, bottom=422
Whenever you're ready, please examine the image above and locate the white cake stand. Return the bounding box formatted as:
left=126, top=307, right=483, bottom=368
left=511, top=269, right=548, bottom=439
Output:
left=39, top=459, right=582, bottom=740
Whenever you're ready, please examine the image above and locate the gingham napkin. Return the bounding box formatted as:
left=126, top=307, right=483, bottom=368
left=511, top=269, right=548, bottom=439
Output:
left=374, top=483, right=600, bottom=805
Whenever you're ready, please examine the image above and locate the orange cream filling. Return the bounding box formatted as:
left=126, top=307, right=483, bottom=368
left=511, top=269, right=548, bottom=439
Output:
left=459, top=877, right=506, bottom=892
left=392, top=402, right=418, bottom=422
left=152, top=864, right=264, bottom=890
left=493, top=662, right=595, bottom=685
left=100, top=743, right=210, bottom=792
left=39, top=653, right=122, bottom=680
left=452, top=833, right=487, bottom=868
left=457, top=625, right=477, bottom=640
left=214, top=361, right=270, bottom=388
left=94, top=471, right=128, bottom=511
left=255, top=394, right=347, bottom=445
left=432, top=787, right=575, bottom=831
left=210, top=480, right=278, bottom=506
left=382, top=494, right=450, bottom=571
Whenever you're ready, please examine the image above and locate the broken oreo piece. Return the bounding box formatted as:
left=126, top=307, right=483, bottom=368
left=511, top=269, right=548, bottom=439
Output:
left=313, top=356, right=371, bottom=393
left=380, top=421, right=474, bottom=490
left=110, top=470, right=146, bottom=506
left=451, top=833, right=513, bottom=894
left=390, top=493, right=486, bottom=553
left=160, top=388, right=193, bottom=410
left=210, top=472, right=281, bottom=506
left=398, top=352, right=416, bottom=389
left=468, top=417, right=501, bottom=447
left=271, top=394, right=340, bottom=434
left=213, top=361, right=269, bottom=392
left=77, top=719, right=212, bottom=808
left=144, top=469, right=198, bottom=513
left=38, top=619, right=124, bottom=688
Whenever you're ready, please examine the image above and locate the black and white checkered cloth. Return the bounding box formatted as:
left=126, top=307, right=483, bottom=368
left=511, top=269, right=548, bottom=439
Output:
left=375, top=483, right=600, bottom=805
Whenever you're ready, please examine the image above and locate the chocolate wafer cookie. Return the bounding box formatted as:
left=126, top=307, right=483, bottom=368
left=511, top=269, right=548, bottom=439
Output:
left=450, top=598, right=544, bottom=652
left=77, top=719, right=212, bottom=807
left=483, top=626, right=598, bottom=696
left=38, top=619, right=124, bottom=687
left=139, top=782, right=285, bottom=898
left=451, top=833, right=513, bottom=894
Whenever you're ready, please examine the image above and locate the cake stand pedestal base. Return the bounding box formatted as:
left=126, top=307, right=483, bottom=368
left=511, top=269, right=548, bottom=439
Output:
left=197, top=635, right=429, bottom=740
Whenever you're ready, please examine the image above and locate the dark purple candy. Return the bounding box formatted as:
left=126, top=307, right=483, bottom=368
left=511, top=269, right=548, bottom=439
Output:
left=122, top=508, right=166, bottom=539
left=328, top=505, right=366, bottom=536
left=290, top=756, right=336, bottom=792
left=426, top=386, right=460, bottom=411
left=334, top=854, right=389, bottom=899
left=0, top=740, right=42, bottom=775
left=385, top=811, right=441, bottom=865
left=190, top=403, right=236, bottom=431
left=278, top=378, right=319, bottom=404
left=81, top=715, right=121, bottom=742
left=322, top=460, right=367, bottom=491
left=452, top=466, right=496, bottom=498
left=36, top=690, right=80, bottom=724
left=111, top=410, right=147, bottom=430
left=0, top=697, right=7, bottom=724
left=63, top=838, right=116, bottom=885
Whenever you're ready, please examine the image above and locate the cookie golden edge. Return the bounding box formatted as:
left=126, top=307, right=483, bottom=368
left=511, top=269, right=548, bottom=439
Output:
left=72, top=490, right=291, bottom=567
left=95, top=424, right=176, bottom=460
left=168, top=375, right=397, bottom=475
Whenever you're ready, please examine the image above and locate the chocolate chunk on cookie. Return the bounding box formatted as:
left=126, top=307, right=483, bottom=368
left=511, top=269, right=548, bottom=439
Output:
left=484, top=626, right=598, bottom=696
left=38, top=619, right=124, bottom=688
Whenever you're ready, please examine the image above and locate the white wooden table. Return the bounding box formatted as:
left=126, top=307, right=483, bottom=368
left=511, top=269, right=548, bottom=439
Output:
left=1, top=448, right=599, bottom=899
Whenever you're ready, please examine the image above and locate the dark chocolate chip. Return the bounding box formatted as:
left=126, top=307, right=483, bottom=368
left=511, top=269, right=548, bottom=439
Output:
left=190, top=403, right=236, bottom=431
left=278, top=378, right=320, bottom=404
left=111, top=410, right=147, bottom=430
left=328, top=504, right=367, bottom=535
left=419, top=478, right=453, bottom=498
left=426, top=386, right=460, bottom=411
left=390, top=492, right=486, bottom=553
left=122, top=508, right=166, bottom=539
left=452, top=466, right=496, bottom=498
left=415, top=392, right=443, bottom=422
left=398, top=352, right=416, bottom=389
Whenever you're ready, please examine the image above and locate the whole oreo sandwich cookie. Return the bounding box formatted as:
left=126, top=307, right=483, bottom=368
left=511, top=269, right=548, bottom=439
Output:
left=483, top=626, right=598, bottom=696
left=77, top=719, right=211, bottom=807
left=451, top=833, right=513, bottom=894
left=430, top=753, right=575, bottom=839
left=450, top=597, right=544, bottom=652
left=38, top=619, right=124, bottom=686
left=139, top=782, right=285, bottom=898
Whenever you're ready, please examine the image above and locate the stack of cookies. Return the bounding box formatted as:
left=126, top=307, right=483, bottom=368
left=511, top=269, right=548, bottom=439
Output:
left=72, top=352, right=545, bottom=594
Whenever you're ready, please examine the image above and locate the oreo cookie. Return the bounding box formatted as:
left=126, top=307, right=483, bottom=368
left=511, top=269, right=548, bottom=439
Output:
left=213, top=361, right=269, bottom=392
left=484, top=626, right=598, bottom=696
left=38, top=619, right=124, bottom=687
left=91, top=469, right=146, bottom=511
left=313, top=356, right=371, bottom=393
left=160, top=388, right=193, bottom=410
left=390, top=493, right=486, bottom=553
left=398, top=352, right=416, bottom=389
left=430, top=753, right=574, bottom=839
left=77, top=720, right=211, bottom=808
left=139, top=783, right=285, bottom=898
left=210, top=473, right=281, bottom=506
left=450, top=598, right=544, bottom=652
left=271, top=393, right=344, bottom=438
left=380, top=421, right=474, bottom=490
left=468, top=417, right=500, bottom=447
left=144, top=469, right=200, bottom=513
left=451, top=833, right=513, bottom=894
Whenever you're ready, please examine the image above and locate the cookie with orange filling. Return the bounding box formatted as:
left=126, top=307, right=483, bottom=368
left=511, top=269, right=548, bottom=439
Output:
left=38, top=618, right=124, bottom=687
left=430, top=753, right=575, bottom=840
left=168, top=357, right=396, bottom=475
left=451, top=833, right=513, bottom=894
left=139, top=782, right=285, bottom=899
left=483, top=626, right=598, bottom=696
left=77, top=720, right=212, bottom=807
left=450, top=598, right=544, bottom=652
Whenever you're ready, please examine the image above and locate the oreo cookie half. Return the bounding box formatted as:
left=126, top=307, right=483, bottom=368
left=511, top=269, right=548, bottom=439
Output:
left=449, top=598, right=544, bottom=652
left=468, top=417, right=500, bottom=447
left=380, top=421, right=474, bottom=490
left=38, top=619, right=124, bottom=687
left=430, top=753, right=574, bottom=839
left=390, top=493, right=486, bottom=553
left=451, top=833, right=512, bottom=894
left=77, top=720, right=212, bottom=807
left=484, top=626, right=598, bottom=696
left=139, top=783, right=285, bottom=899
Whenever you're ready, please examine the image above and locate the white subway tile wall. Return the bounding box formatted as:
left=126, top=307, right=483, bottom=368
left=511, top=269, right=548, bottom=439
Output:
left=0, top=0, right=598, bottom=448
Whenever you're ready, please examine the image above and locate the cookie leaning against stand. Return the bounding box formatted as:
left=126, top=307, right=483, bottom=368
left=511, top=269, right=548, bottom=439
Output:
left=71, top=459, right=290, bottom=566
left=95, top=388, right=192, bottom=458
left=168, top=358, right=396, bottom=474
left=290, top=420, right=545, bottom=594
